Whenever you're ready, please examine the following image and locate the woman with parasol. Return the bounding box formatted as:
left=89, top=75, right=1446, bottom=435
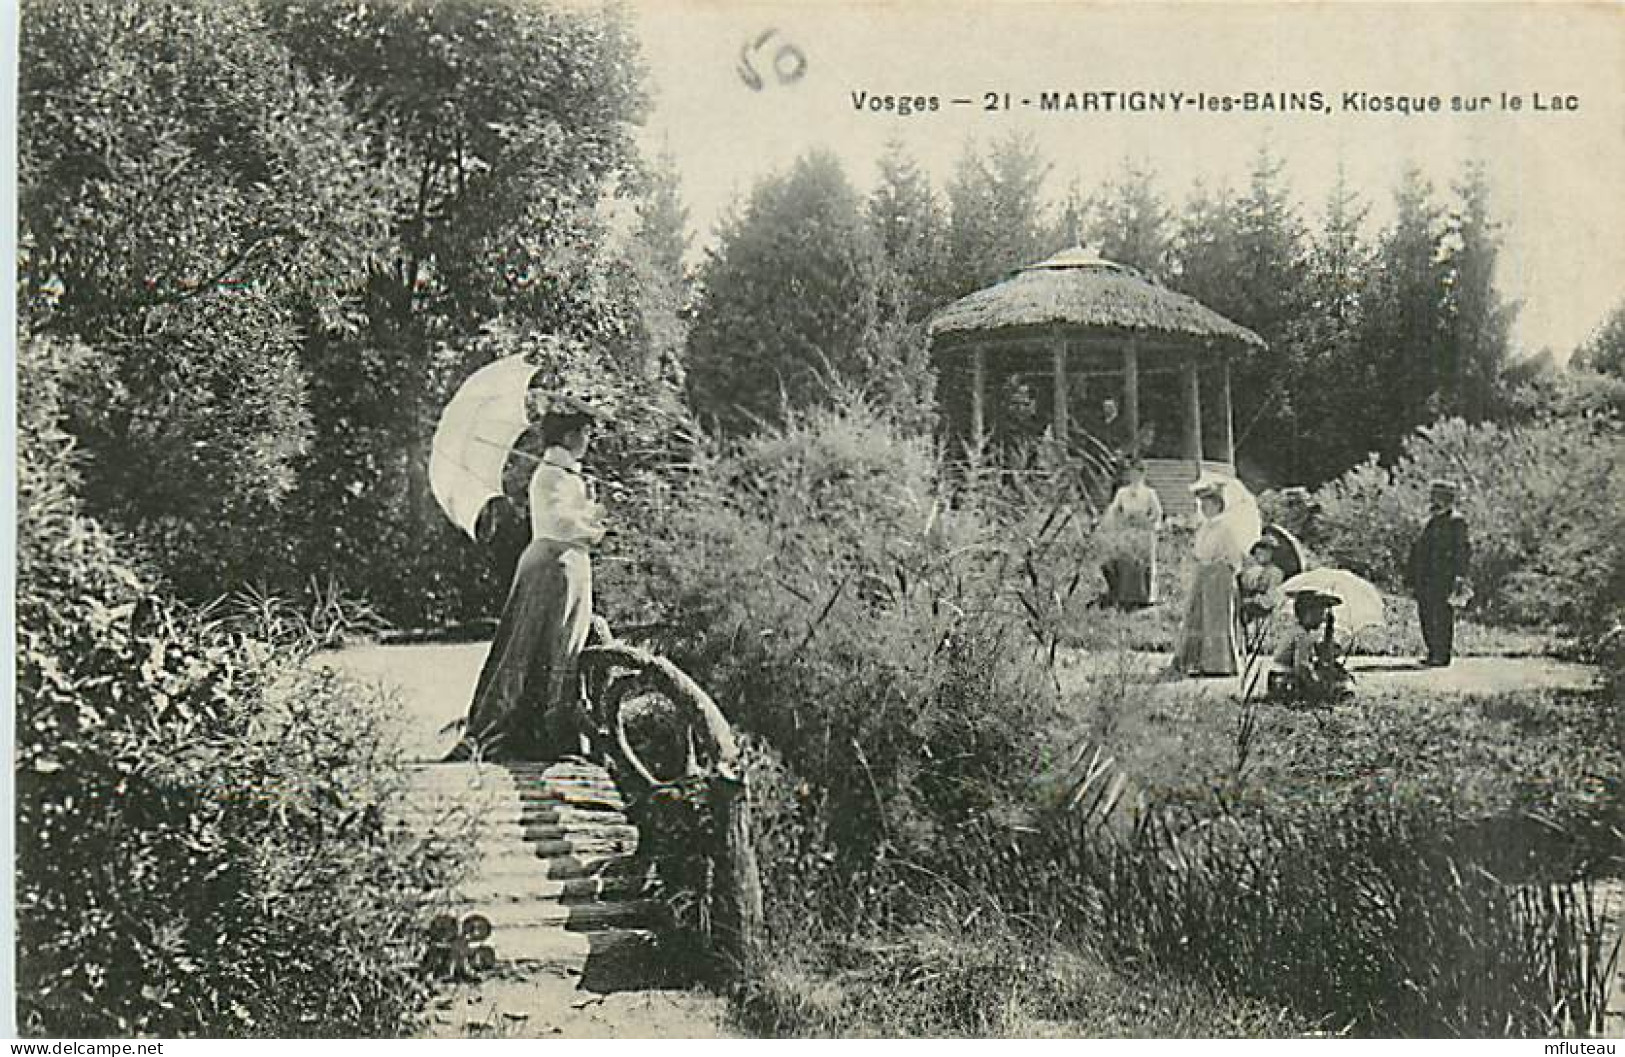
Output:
left=440, top=381, right=609, bottom=761
left=1171, top=474, right=1260, bottom=677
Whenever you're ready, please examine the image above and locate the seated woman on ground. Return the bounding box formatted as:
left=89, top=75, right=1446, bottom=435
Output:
left=1267, top=589, right=1353, bottom=708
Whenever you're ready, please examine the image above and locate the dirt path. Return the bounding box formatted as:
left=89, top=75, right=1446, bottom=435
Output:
left=1056, top=648, right=1599, bottom=700
left=317, top=641, right=732, bottom=1039
left=316, top=641, right=489, bottom=762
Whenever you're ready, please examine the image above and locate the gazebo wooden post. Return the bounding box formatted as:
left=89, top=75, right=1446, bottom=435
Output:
left=970, top=344, right=986, bottom=443
left=1051, top=336, right=1069, bottom=443
left=1122, top=340, right=1140, bottom=460
left=1182, top=360, right=1203, bottom=469
left=1219, top=357, right=1235, bottom=467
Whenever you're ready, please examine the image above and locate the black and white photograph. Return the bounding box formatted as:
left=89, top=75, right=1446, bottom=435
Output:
left=7, top=0, right=1625, bottom=1042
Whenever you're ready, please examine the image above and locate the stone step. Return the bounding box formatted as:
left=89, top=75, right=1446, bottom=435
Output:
left=392, top=803, right=628, bottom=826
left=459, top=848, right=642, bottom=881
left=464, top=831, right=637, bottom=858
left=401, top=789, right=627, bottom=815
left=483, top=925, right=657, bottom=968
left=402, top=783, right=624, bottom=804
left=441, top=897, right=664, bottom=931
left=410, top=819, right=641, bottom=844
left=404, top=762, right=617, bottom=782
left=434, top=872, right=648, bottom=904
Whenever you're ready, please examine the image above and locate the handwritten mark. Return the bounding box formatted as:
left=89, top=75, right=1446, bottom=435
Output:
left=737, top=28, right=807, bottom=92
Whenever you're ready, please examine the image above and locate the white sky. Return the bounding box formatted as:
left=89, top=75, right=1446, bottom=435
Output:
left=630, top=1, right=1624, bottom=359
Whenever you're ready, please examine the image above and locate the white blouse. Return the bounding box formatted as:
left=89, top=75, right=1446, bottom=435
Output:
left=1104, top=482, right=1163, bottom=530
left=1192, top=513, right=1248, bottom=569
left=528, top=446, right=606, bottom=547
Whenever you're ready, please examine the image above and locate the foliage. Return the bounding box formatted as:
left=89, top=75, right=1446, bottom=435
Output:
left=1307, top=415, right=1624, bottom=636
left=686, top=149, right=931, bottom=435
left=19, top=0, right=665, bottom=625
left=941, top=132, right=1053, bottom=299
left=17, top=0, right=383, bottom=592
left=868, top=138, right=948, bottom=324
left=1439, top=162, right=1518, bottom=422
left=1172, top=146, right=1307, bottom=482
left=1572, top=298, right=1625, bottom=379
left=960, top=660, right=1624, bottom=1036
left=964, top=794, right=1620, bottom=1037
left=1085, top=158, right=1174, bottom=279
left=604, top=403, right=1076, bottom=920
left=15, top=335, right=463, bottom=1036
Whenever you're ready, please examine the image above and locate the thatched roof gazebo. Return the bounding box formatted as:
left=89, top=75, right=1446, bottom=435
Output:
left=928, top=247, right=1265, bottom=512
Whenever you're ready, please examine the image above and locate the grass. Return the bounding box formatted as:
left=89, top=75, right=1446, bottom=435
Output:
left=1051, top=659, right=1622, bottom=874
left=736, top=633, right=1620, bottom=1037
left=734, top=911, right=1311, bottom=1038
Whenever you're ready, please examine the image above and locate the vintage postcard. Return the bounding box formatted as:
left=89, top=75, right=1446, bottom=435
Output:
left=8, top=0, right=1623, bottom=1043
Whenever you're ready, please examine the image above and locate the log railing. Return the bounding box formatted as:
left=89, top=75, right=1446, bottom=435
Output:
left=577, top=617, right=764, bottom=977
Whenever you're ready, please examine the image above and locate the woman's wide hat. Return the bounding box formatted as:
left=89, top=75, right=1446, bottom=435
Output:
left=541, top=391, right=609, bottom=421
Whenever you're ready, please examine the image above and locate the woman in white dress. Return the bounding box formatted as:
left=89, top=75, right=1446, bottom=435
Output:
left=452, top=406, right=606, bottom=760
left=1100, top=461, right=1163, bottom=609
left=1171, top=475, right=1259, bottom=677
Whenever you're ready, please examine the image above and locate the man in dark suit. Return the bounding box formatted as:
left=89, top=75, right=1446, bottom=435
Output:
left=1407, top=480, right=1471, bottom=667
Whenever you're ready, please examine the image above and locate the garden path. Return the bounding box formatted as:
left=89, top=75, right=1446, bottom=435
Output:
left=317, top=643, right=730, bottom=1039
left=321, top=642, right=1601, bottom=761
left=1055, top=648, right=1600, bottom=700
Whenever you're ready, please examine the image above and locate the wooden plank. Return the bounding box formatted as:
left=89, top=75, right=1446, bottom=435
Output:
left=1182, top=361, right=1203, bottom=465
left=1052, top=338, right=1069, bottom=442
left=1123, top=341, right=1140, bottom=461
left=971, top=345, right=986, bottom=442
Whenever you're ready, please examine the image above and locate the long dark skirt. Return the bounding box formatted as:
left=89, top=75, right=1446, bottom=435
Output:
left=1172, top=562, right=1241, bottom=677
left=461, top=538, right=592, bottom=760
left=1102, top=555, right=1154, bottom=609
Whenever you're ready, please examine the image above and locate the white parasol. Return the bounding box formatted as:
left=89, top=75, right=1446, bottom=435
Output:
left=1279, top=568, right=1386, bottom=638
left=1191, top=472, right=1262, bottom=562
left=429, top=355, right=539, bottom=540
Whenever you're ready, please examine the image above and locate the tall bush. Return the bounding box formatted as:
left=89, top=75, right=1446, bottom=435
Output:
left=1307, top=415, right=1623, bottom=637
left=603, top=404, right=1077, bottom=921
left=16, top=335, right=460, bottom=1036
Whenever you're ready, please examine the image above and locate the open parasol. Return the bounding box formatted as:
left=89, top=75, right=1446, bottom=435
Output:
left=1191, top=472, right=1262, bottom=558
left=1279, top=568, right=1385, bottom=638
left=1259, top=523, right=1305, bottom=578
left=429, top=355, right=539, bottom=540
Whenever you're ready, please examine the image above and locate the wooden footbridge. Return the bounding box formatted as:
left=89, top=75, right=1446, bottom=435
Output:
left=387, top=618, right=762, bottom=986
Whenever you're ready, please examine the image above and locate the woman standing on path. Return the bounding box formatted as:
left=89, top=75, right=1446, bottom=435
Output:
left=1099, top=461, right=1163, bottom=609
left=450, top=402, right=606, bottom=761
left=1171, top=476, right=1258, bottom=677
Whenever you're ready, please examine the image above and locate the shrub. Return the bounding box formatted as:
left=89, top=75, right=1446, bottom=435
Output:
left=1308, top=416, right=1623, bottom=638
left=16, top=335, right=461, bottom=1036
left=603, top=402, right=1079, bottom=922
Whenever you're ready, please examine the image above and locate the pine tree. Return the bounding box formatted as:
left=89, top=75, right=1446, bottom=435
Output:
left=1050, top=174, right=1089, bottom=251
left=1440, top=161, right=1518, bottom=420
left=1354, top=165, right=1451, bottom=460
left=1172, top=179, right=1243, bottom=317
left=1197, top=145, right=1309, bottom=482
left=1286, top=164, right=1375, bottom=478
left=942, top=132, right=1052, bottom=298
left=1087, top=157, right=1173, bottom=279
left=686, top=150, right=896, bottom=433
left=867, top=138, right=947, bottom=322
left=635, top=146, right=692, bottom=290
